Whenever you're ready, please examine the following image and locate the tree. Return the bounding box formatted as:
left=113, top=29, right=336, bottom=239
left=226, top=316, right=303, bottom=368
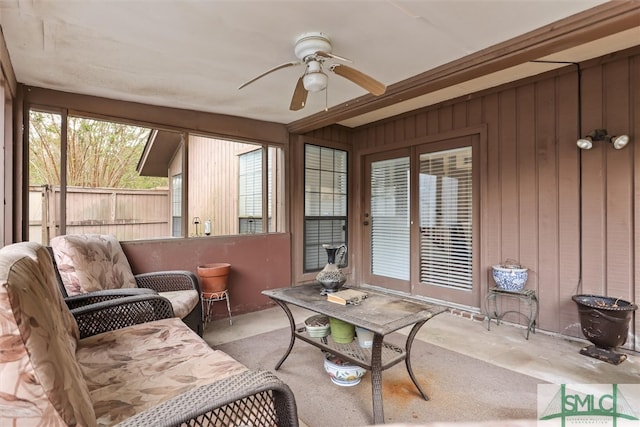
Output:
left=29, top=111, right=168, bottom=189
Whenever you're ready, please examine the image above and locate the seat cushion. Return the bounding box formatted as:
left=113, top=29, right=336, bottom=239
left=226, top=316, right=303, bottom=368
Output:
left=0, top=242, right=96, bottom=426
left=77, top=317, right=246, bottom=426
left=51, top=234, right=137, bottom=296
left=159, top=290, right=199, bottom=319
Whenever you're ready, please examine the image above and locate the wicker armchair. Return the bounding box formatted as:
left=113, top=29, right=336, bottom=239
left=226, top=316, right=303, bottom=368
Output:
left=0, top=241, right=299, bottom=427
left=48, top=234, right=203, bottom=336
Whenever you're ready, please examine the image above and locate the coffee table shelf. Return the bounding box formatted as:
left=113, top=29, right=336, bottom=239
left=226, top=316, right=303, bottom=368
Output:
left=295, top=325, right=406, bottom=370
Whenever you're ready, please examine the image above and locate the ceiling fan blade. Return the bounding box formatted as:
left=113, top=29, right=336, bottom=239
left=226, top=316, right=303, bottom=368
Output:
left=329, top=64, right=386, bottom=96
left=315, top=51, right=351, bottom=63
left=238, top=61, right=300, bottom=90
left=289, top=76, right=308, bottom=111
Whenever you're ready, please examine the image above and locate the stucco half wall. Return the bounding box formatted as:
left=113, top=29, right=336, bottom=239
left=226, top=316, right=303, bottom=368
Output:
left=122, top=233, right=291, bottom=318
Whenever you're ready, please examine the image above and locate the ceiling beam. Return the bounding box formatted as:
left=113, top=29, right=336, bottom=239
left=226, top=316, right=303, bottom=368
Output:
left=287, top=1, right=640, bottom=134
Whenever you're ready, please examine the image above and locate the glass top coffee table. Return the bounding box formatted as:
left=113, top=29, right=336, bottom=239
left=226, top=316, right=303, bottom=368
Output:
left=262, top=283, right=446, bottom=425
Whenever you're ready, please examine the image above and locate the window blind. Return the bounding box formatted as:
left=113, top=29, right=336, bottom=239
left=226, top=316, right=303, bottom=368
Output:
left=419, top=147, right=472, bottom=290
left=304, top=144, right=348, bottom=272
left=370, top=157, right=410, bottom=281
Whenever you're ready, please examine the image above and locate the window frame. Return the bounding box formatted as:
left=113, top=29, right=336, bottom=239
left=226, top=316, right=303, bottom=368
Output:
left=23, top=104, right=286, bottom=243
left=238, top=148, right=264, bottom=234
left=171, top=173, right=183, bottom=237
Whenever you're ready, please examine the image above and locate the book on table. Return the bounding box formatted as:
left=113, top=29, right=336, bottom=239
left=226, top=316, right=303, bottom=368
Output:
left=327, top=288, right=368, bottom=305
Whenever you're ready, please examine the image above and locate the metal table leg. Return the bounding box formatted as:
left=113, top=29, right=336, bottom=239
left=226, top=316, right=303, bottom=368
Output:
left=270, top=298, right=297, bottom=370
left=404, top=319, right=429, bottom=400
left=370, top=333, right=385, bottom=425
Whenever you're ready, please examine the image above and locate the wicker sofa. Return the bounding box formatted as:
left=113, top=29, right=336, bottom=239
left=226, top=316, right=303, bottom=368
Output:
left=0, top=241, right=298, bottom=427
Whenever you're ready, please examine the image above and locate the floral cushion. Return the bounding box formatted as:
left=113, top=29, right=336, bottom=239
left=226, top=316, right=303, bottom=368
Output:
left=0, top=242, right=96, bottom=426
left=77, top=317, right=247, bottom=426
left=158, top=290, right=199, bottom=319
left=51, top=234, right=137, bottom=296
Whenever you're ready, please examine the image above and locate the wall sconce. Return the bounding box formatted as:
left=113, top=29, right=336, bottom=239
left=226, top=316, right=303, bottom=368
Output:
left=577, top=129, right=630, bottom=150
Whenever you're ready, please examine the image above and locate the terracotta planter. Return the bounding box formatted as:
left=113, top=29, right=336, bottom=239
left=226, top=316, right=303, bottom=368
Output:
left=197, top=263, right=231, bottom=296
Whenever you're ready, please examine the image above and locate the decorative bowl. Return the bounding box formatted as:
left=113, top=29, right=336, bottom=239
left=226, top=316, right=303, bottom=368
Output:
left=305, top=315, right=330, bottom=338
left=492, top=265, right=528, bottom=291
left=323, top=352, right=366, bottom=387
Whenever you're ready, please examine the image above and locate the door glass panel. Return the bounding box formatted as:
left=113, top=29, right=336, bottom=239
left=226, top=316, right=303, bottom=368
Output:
left=370, top=157, right=410, bottom=280
left=419, top=147, right=472, bottom=290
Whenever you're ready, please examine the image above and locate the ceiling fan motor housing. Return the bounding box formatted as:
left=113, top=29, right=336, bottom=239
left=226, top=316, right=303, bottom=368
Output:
left=294, top=32, right=331, bottom=61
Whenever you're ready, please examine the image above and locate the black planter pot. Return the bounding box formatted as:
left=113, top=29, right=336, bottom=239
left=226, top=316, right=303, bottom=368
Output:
left=572, top=294, right=637, bottom=364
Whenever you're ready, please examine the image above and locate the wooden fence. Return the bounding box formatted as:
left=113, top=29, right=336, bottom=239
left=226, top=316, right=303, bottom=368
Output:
left=29, top=185, right=170, bottom=244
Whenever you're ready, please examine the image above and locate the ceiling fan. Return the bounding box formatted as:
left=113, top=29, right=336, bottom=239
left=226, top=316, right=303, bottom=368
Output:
left=238, top=32, right=387, bottom=111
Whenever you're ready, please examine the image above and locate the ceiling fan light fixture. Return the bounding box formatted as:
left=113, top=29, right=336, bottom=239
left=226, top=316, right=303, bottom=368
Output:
left=303, top=71, right=328, bottom=92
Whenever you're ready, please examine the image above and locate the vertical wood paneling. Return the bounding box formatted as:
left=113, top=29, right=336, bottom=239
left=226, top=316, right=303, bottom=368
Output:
left=484, top=93, right=502, bottom=284
left=427, top=110, right=439, bottom=135
left=453, top=103, right=467, bottom=129
left=307, top=125, right=350, bottom=145
left=556, top=71, right=581, bottom=336
left=404, top=115, right=416, bottom=141
left=394, top=119, right=404, bottom=143
left=467, top=98, right=483, bottom=126
left=415, top=112, right=427, bottom=138
left=189, top=135, right=247, bottom=236
left=499, top=89, right=519, bottom=258
left=603, top=59, right=633, bottom=302
left=516, top=84, right=538, bottom=296
left=580, top=66, right=607, bottom=296
left=536, top=78, right=561, bottom=332
left=438, top=105, right=453, bottom=133
left=384, top=122, right=394, bottom=146
left=497, top=89, right=521, bottom=323
left=438, top=105, right=453, bottom=132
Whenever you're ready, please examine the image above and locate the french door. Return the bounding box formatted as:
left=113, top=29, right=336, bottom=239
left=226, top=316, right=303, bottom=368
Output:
left=363, top=149, right=411, bottom=293
left=363, top=136, right=479, bottom=308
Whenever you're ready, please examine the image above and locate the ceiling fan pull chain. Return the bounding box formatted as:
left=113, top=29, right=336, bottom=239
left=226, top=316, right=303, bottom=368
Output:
left=325, top=85, right=329, bottom=112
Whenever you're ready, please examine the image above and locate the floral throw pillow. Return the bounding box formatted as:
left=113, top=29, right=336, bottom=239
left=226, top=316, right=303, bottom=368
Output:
left=51, top=234, right=137, bottom=296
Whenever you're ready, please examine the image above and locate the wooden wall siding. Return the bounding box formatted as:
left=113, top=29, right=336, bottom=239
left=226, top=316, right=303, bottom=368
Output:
left=579, top=54, right=638, bottom=351
left=189, top=135, right=236, bottom=237
left=348, top=49, right=638, bottom=349
left=303, top=124, right=352, bottom=144
left=187, top=135, right=259, bottom=237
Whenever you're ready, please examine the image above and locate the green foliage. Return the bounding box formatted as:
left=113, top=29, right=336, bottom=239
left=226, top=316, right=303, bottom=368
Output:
left=29, top=111, right=168, bottom=189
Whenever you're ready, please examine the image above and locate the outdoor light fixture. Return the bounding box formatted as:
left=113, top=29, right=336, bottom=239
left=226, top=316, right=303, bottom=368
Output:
left=577, top=129, right=630, bottom=150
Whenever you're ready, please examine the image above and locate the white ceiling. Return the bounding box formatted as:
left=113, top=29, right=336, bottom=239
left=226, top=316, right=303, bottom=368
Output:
left=1, top=0, right=635, bottom=129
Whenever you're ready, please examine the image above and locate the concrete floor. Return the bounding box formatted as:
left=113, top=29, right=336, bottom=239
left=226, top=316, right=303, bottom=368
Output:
left=203, top=305, right=640, bottom=425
